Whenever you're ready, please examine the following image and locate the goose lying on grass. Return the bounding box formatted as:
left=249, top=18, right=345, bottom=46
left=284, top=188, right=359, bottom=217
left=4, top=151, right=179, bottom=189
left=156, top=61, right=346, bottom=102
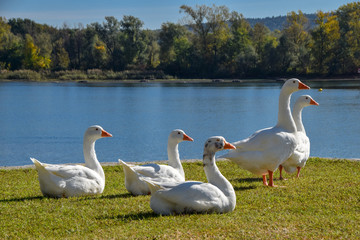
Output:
left=119, top=129, right=193, bottom=195
left=144, top=136, right=236, bottom=215
left=279, top=95, right=319, bottom=179
left=31, top=125, right=112, bottom=198
left=221, top=79, right=310, bottom=187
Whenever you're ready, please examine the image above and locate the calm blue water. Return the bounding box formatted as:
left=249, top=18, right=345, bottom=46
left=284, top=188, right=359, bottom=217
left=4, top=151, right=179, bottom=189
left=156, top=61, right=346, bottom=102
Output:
left=0, top=80, right=359, bottom=167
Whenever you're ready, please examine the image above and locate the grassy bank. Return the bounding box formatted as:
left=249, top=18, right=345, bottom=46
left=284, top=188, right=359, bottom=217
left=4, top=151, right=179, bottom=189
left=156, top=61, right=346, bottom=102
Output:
left=0, top=158, right=359, bottom=239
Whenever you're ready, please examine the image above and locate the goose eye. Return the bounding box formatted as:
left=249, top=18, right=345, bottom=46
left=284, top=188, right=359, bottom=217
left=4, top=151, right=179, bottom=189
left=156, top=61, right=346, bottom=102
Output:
left=293, top=80, right=296, bottom=83
left=96, top=128, right=99, bottom=131
left=178, top=132, right=181, bottom=135
left=306, top=97, right=308, bottom=99
left=216, top=139, right=220, bottom=142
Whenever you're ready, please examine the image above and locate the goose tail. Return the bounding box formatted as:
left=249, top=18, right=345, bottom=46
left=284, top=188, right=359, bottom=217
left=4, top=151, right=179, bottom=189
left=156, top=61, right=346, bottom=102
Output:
left=30, top=158, right=47, bottom=173
left=141, top=178, right=163, bottom=194
left=118, top=159, right=140, bottom=179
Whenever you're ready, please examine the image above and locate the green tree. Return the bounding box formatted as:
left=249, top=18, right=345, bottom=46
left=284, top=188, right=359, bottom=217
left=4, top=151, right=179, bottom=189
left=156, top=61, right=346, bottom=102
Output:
left=159, top=22, right=187, bottom=65
left=91, top=17, right=121, bottom=70
left=310, top=11, right=340, bottom=74
left=281, top=11, right=311, bottom=74
left=51, top=38, right=70, bottom=70
left=335, top=2, right=360, bottom=74
left=119, top=15, right=146, bottom=69
left=180, top=4, right=231, bottom=77
left=250, top=23, right=271, bottom=64
left=173, top=35, right=193, bottom=76
left=223, top=11, right=252, bottom=76
left=143, top=30, right=160, bottom=69
left=0, top=17, right=23, bottom=70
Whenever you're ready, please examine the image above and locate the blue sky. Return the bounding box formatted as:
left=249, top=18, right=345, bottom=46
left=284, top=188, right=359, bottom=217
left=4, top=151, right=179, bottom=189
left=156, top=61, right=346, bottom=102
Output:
left=0, top=0, right=356, bottom=29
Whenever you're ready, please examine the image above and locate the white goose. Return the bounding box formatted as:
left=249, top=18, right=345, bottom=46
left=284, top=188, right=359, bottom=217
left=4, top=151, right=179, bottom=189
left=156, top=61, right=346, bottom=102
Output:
left=279, top=95, right=319, bottom=179
left=119, top=129, right=193, bottom=195
left=31, top=125, right=112, bottom=198
left=144, top=136, right=236, bottom=215
left=220, top=79, right=310, bottom=187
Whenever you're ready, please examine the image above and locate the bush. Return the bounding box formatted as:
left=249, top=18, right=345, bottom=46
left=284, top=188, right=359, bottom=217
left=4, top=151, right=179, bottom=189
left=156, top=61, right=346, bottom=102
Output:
left=0, top=69, right=174, bottom=81
left=0, top=70, right=42, bottom=81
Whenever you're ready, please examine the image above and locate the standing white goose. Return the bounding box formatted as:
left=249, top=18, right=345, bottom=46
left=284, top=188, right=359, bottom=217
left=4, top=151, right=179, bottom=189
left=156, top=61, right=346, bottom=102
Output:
left=119, top=129, right=193, bottom=195
left=144, top=136, right=236, bottom=215
left=220, top=79, right=310, bottom=187
left=279, top=95, right=319, bottom=179
left=31, top=125, right=112, bottom=198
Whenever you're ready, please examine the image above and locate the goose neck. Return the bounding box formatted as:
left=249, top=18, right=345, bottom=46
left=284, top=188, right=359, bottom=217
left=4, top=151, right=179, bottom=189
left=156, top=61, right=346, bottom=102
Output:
left=203, top=152, right=235, bottom=199
left=167, top=141, right=184, bottom=178
left=292, top=105, right=305, bottom=133
left=83, top=138, right=105, bottom=180
left=276, top=89, right=296, bottom=132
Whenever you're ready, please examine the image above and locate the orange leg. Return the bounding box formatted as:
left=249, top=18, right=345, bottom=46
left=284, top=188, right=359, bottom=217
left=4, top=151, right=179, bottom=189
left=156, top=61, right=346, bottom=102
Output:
left=268, top=170, right=277, bottom=187
left=296, top=167, right=301, bottom=178
left=279, top=165, right=287, bottom=180
left=262, top=174, right=268, bottom=186
left=279, top=165, right=284, bottom=180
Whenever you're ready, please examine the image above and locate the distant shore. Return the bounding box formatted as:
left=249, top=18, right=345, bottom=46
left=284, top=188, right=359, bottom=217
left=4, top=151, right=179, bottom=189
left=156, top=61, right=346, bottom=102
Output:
left=2, top=77, right=360, bottom=85
left=1, top=69, right=360, bottom=84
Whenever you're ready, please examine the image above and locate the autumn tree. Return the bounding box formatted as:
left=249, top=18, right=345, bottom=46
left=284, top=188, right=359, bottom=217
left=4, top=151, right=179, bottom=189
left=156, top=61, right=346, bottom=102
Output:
left=23, top=34, right=51, bottom=70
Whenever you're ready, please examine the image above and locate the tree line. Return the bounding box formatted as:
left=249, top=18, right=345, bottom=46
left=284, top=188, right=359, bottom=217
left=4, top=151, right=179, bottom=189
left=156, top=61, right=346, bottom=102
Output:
left=0, top=2, right=360, bottom=79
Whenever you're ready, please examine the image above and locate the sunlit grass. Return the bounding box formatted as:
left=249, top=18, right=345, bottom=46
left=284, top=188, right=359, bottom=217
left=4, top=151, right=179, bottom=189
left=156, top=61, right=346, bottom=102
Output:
left=0, top=158, right=359, bottom=239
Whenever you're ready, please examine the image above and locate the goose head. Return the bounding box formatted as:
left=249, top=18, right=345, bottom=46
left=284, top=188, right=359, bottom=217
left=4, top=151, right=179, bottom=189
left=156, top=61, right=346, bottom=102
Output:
left=204, top=136, right=235, bottom=154
left=282, top=78, right=310, bottom=94
left=169, top=129, right=194, bottom=144
left=296, top=95, right=319, bottom=107
left=84, top=125, right=112, bottom=142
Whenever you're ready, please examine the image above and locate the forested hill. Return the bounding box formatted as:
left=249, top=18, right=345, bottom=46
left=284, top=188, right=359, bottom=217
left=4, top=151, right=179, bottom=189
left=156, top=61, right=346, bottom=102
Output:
left=246, top=14, right=317, bottom=31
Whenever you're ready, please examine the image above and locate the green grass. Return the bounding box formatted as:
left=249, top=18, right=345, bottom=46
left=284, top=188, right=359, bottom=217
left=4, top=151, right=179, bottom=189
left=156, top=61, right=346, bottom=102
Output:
left=1, top=158, right=359, bottom=239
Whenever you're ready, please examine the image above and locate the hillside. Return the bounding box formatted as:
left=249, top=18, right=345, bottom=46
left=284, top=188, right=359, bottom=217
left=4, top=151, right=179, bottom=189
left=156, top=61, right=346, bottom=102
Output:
left=245, top=13, right=317, bottom=31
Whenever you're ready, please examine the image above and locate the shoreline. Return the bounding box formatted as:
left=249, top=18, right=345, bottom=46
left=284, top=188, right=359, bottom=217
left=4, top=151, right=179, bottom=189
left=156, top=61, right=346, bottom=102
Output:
left=1, top=76, right=360, bottom=84
left=1, top=157, right=359, bottom=170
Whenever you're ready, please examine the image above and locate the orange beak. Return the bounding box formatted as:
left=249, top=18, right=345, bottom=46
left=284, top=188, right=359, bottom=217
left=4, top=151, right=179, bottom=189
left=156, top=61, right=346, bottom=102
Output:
left=310, top=98, right=319, bottom=106
left=183, top=133, right=194, bottom=142
left=101, top=130, right=113, bottom=137
left=298, top=81, right=310, bottom=90
left=224, top=141, right=236, bottom=150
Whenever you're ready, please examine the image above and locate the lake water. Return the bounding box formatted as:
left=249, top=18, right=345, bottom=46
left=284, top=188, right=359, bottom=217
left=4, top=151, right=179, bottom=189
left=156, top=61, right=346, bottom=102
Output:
left=1, top=80, right=360, bottom=167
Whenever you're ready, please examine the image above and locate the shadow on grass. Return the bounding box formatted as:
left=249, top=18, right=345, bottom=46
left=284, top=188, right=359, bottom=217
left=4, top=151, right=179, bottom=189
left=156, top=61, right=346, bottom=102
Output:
left=100, top=193, right=134, bottom=199
left=0, top=192, right=134, bottom=202
left=0, top=195, right=44, bottom=202
left=68, top=192, right=136, bottom=201
left=234, top=177, right=263, bottom=183
left=96, top=211, right=159, bottom=222
left=231, top=177, right=260, bottom=191
left=233, top=186, right=257, bottom=191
